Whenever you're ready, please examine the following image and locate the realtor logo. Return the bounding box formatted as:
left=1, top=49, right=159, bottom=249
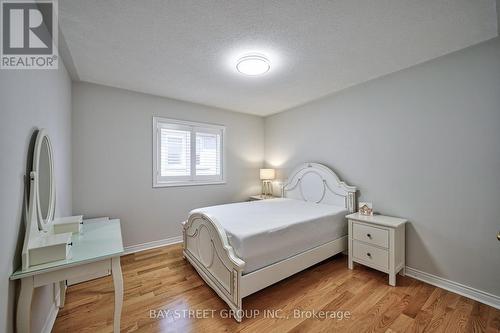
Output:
left=1, top=0, right=58, bottom=69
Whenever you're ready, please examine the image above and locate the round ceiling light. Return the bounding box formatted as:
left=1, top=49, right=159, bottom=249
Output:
left=236, top=55, right=270, bottom=76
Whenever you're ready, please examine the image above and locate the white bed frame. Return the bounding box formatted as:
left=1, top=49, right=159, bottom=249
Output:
left=182, top=162, right=356, bottom=321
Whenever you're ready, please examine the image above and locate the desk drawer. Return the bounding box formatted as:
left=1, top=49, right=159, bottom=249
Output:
left=34, top=259, right=112, bottom=287
left=353, top=222, right=389, bottom=248
left=353, top=241, right=388, bottom=269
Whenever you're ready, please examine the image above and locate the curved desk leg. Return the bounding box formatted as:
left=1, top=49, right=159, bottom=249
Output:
left=111, top=257, right=123, bottom=333
left=17, top=277, right=34, bottom=333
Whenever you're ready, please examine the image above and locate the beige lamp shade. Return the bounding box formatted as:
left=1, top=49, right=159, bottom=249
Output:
left=260, top=168, right=275, bottom=180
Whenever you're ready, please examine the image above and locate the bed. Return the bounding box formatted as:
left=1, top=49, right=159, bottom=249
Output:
left=182, top=163, right=356, bottom=321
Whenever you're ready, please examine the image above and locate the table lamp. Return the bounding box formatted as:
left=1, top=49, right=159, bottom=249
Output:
left=260, top=168, right=275, bottom=197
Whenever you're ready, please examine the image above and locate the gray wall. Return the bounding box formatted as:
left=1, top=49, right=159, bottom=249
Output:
left=72, top=82, right=264, bottom=247
left=265, top=37, right=500, bottom=296
left=497, top=0, right=500, bottom=34
left=0, top=65, right=72, bottom=330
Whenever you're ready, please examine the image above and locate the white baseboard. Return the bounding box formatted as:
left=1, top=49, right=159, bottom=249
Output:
left=405, top=266, right=500, bottom=309
left=123, top=235, right=183, bottom=255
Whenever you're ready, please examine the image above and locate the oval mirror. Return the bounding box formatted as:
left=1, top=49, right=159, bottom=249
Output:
left=32, top=129, right=56, bottom=230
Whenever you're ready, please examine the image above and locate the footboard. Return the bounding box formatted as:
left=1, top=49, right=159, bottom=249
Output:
left=182, top=212, right=245, bottom=320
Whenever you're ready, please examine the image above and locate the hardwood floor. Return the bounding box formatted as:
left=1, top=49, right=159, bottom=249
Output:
left=53, top=244, right=500, bottom=333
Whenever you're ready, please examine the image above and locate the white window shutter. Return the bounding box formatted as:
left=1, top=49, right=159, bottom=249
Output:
left=153, top=117, right=225, bottom=187
left=195, top=131, right=221, bottom=177
left=160, top=128, right=191, bottom=178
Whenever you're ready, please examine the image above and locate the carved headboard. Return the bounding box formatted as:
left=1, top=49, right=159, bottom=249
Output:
left=282, top=162, right=357, bottom=212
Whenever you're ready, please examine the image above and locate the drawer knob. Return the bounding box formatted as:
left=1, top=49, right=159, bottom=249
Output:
left=366, top=252, right=371, bottom=257
left=366, top=233, right=372, bottom=238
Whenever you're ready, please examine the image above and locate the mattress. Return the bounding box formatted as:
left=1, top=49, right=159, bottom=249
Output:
left=190, top=198, right=348, bottom=274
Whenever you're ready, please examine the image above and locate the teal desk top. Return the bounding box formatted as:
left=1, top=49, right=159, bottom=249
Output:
left=11, top=219, right=124, bottom=280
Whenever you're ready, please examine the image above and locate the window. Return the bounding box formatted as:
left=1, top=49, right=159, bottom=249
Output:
left=153, top=117, right=225, bottom=187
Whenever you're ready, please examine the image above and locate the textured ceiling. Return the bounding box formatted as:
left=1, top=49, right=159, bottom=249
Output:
left=59, top=0, right=498, bottom=116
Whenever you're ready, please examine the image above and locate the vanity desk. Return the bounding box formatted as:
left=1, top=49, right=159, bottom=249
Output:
left=11, top=218, right=124, bottom=333
left=11, top=129, right=125, bottom=333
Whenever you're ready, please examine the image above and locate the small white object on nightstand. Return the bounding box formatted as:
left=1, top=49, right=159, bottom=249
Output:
left=346, top=212, right=407, bottom=286
left=249, top=194, right=278, bottom=201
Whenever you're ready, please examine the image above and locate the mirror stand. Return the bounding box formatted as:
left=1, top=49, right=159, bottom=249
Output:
left=21, top=129, right=82, bottom=270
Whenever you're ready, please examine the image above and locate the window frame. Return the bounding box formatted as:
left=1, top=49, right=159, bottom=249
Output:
left=153, top=116, right=226, bottom=188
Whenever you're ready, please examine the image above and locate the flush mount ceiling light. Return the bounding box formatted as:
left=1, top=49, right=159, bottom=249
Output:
left=236, top=55, right=270, bottom=76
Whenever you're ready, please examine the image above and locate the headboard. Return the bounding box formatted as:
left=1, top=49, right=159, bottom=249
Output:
left=282, top=162, right=357, bottom=213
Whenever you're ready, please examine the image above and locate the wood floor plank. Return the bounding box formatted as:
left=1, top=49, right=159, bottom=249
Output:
left=422, top=291, right=459, bottom=332
left=347, top=291, right=404, bottom=332
left=407, top=310, right=434, bottom=333
left=465, top=302, right=490, bottom=333
left=444, top=296, right=475, bottom=333
left=486, top=307, right=500, bottom=333
left=386, top=313, right=414, bottom=332
left=52, top=244, right=499, bottom=333
left=403, top=283, right=436, bottom=319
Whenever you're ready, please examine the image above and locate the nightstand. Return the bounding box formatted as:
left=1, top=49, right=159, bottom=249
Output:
left=249, top=195, right=278, bottom=201
left=346, top=212, right=407, bottom=286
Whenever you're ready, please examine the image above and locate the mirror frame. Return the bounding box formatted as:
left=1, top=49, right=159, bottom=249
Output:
left=32, top=129, right=56, bottom=231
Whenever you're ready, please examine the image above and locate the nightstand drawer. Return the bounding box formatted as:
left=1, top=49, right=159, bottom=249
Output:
left=353, top=223, right=389, bottom=248
left=352, top=241, right=388, bottom=269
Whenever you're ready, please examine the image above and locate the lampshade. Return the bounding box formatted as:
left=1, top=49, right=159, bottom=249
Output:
left=260, top=168, right=275, bottom=180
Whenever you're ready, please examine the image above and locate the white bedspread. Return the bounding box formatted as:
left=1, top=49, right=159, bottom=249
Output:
left=190, top=198, right=347, bottom=274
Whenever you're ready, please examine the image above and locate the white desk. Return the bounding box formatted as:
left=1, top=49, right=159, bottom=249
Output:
left=11, top=219, right=124, bottom=333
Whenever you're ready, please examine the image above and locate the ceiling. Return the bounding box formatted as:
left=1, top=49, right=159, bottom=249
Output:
left=59, top=0, right=498, bottom=116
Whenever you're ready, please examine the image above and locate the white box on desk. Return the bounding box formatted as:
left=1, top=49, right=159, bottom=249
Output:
left=53, top=215, right=83, bottom=234
left=28, top=233, right=72, bottom=266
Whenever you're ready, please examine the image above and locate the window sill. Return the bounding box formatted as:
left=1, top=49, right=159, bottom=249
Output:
left=153, top=180, right=226, bottom=188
